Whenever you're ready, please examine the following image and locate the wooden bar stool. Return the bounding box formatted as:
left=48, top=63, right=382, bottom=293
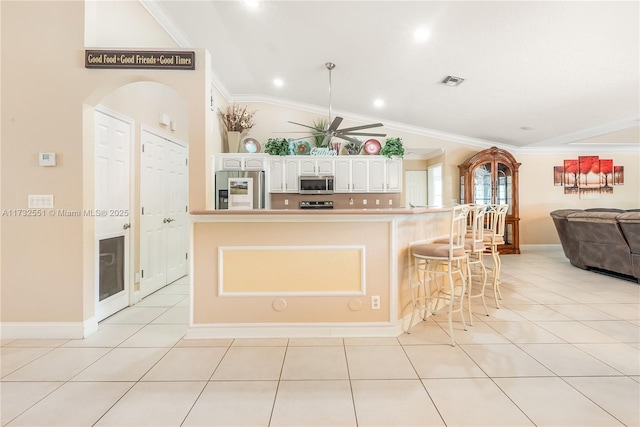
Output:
left=407, top=204, right=471, bottom=346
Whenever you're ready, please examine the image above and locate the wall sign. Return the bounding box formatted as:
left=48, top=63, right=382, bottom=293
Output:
left=85, top=50, right=195, bottom=70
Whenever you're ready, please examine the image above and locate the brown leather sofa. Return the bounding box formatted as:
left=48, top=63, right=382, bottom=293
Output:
left=550, top=209, right=640, bottom=282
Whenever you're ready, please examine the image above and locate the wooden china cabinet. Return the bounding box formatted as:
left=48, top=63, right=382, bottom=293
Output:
left=458, top=146, right=521, bottom=254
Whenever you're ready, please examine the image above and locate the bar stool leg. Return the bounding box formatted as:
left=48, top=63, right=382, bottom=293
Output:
left=490, top=245, right=502, bottom=308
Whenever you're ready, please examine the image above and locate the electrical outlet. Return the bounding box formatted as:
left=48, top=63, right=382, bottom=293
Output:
left=371, top=295, right=381, bottom=310
left=388, top=199, right=393, bottom=206
left=376, top=199, right=380, bottom=206
left=363, top=199, right=367, bottom=205
left=284, top=199, right=288, bottom=206
left=349, top=198, right=354, bottom=205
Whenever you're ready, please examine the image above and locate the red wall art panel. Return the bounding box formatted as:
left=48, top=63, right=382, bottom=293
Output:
left=554, top=156, right=623, bottom=198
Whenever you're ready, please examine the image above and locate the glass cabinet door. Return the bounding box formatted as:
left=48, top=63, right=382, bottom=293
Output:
left=496, top=162, right=513, bottom=215
left=473, top=163, right=492, bottom=205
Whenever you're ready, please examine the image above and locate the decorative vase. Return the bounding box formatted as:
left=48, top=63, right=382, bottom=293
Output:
left=226, top=131, right=241, bottom=153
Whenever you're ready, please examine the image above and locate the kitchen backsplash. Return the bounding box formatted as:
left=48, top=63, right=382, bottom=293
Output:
left=270, top=193, right=401, bottom=209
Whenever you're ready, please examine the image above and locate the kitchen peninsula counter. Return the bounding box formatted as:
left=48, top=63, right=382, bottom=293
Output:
left=187, top=207, right=451, bottom=339
left=190, top=207, right=443, bottom=216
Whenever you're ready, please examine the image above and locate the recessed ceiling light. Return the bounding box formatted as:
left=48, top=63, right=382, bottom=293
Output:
left=520, top=126, right=534, bottom=131
left=413, top=28, right=430, bottom=42
left=373, top=99, right=384, bottom=108
left=244, top=0, right=259, bottom=9
left=441, top=75, right=465, bottom=87
left=273, top=78, right=284, bottom=87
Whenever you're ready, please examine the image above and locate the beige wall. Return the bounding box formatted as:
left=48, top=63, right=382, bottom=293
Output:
left=517, top=151, right=640, bottom=244
left=1, top=1, right=212, bottom=325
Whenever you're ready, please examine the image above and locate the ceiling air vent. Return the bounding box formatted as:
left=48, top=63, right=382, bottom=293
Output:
left=441, top=75, right=465, bottom=87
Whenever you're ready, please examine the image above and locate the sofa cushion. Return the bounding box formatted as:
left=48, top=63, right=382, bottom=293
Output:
left=566, top=211, right=633, bottom=276
left=617, top=212, right=640, bottom=254
left=550, top=209, right=583, bottom=267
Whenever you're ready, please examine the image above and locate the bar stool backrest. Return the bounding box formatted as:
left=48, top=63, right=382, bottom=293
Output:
left=468, top=204, right=486, bottom=250
left=450, top=204, right=472, bottom=259
left=484, top=204, right=509, bottom=242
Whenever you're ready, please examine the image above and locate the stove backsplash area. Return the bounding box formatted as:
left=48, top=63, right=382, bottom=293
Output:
left=270, top=193, right=400, bottom=210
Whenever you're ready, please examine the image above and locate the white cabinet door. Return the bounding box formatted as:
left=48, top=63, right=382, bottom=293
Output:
left=269, top=157, right=286, bottom=192
left=220, top=156, right=243, bottom=171
left=219, top=154, right=266, bottom=171
left=244, top=156, right=266, bottom=170
left=351, top=158, right=368, bottom=192
left=299, top=158, right=316, bottom=175
left=317, top=158, right=335, bottom=175
left=284, top=158, right=300, bottom=192
left=386, top=158, right=403, bottom=192
left=368, top=157, right=386, bottom=192
left=334, top=158, right=352, bottom=192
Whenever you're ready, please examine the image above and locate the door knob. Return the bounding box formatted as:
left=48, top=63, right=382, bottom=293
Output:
left=167, top=218, right=175, bottom=223
left=123, top=223, right=131, bottom=230
left=163, top=218, right=168, bottom=223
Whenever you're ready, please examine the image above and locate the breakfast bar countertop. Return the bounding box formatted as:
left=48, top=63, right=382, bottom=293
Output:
left=190, top=207, right=448, bottom=216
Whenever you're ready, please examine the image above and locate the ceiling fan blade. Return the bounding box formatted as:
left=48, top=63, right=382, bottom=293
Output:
left=328, top=116, right=343, bottom=131
left=321, top=134, right=332, bottom=146
left=336, top=123, right=384, bottom=132
left=287, top=121, right=322, bottom=131
left=339, top=132, right=387, bottom=137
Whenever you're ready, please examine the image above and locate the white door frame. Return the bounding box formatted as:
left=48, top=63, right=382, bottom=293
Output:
left=94, top=106, right=136, bottom=320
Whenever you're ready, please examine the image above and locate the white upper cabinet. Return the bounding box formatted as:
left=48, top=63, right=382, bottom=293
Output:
left=268, top=157, right=286, bottom=192
left=269, top=157, right=300, bottom=193
left=267, top=155, right=401, bottom=194
left=218, top=154, right=267, bottom=171
left=299, top=157, right=335, bottom=175
left=334, top=157, right=367, bottom=193
left=368, top=158, right=386, bottom=192
left=385, top=158, right=403, bottom=192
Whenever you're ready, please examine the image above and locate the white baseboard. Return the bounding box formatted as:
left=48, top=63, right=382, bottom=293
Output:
left=519, top=244, right=562, bottom=251
left=1, top=318, right=98, bottom=339
left=184, top=321, right=404, bottom=339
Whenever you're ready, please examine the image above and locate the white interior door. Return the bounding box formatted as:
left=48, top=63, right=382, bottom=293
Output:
left=95, top=110, right=132, bottom=321
left=165, top=142, right=188, bottom=283
left=140, top=129, right=188, bottom=298
left=140, top=131, right=167, bottom=297
left=405, top=170, right=428, bottom=207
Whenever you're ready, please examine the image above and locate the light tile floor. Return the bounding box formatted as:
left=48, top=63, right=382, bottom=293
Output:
left=2, top=247, right=639, bottom=426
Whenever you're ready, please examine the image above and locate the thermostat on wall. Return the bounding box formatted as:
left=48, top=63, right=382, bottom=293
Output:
left=39, top=152, right=56, bottom=167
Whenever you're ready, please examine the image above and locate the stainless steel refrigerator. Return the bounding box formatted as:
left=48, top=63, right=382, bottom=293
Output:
left=215, top=170, right=265, bottom=210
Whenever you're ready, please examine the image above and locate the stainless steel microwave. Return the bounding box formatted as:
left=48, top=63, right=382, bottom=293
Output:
left=299, top=175, right=334, bottom=194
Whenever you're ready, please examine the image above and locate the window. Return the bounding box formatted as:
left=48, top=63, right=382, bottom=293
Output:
left=427, top=163, right=443, bottom=207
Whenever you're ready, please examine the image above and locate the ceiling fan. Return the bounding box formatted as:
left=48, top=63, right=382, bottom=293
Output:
left=286, top=62, right=386, bottom=146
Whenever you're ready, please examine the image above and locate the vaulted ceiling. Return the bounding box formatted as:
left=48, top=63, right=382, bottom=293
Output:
left=145, top=1, right=639, bottom=150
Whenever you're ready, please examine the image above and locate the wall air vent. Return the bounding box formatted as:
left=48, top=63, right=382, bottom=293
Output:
left=441, top=75, right=465, bottom=87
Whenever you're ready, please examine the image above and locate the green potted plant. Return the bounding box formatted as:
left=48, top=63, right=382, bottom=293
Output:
left=343, top=140, right=363, bottom=155
left=264, top=138, right=289, bottom=156
left=311, top=117, right=329, bottom=147
left=380, top=137, right=404, bottom=158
